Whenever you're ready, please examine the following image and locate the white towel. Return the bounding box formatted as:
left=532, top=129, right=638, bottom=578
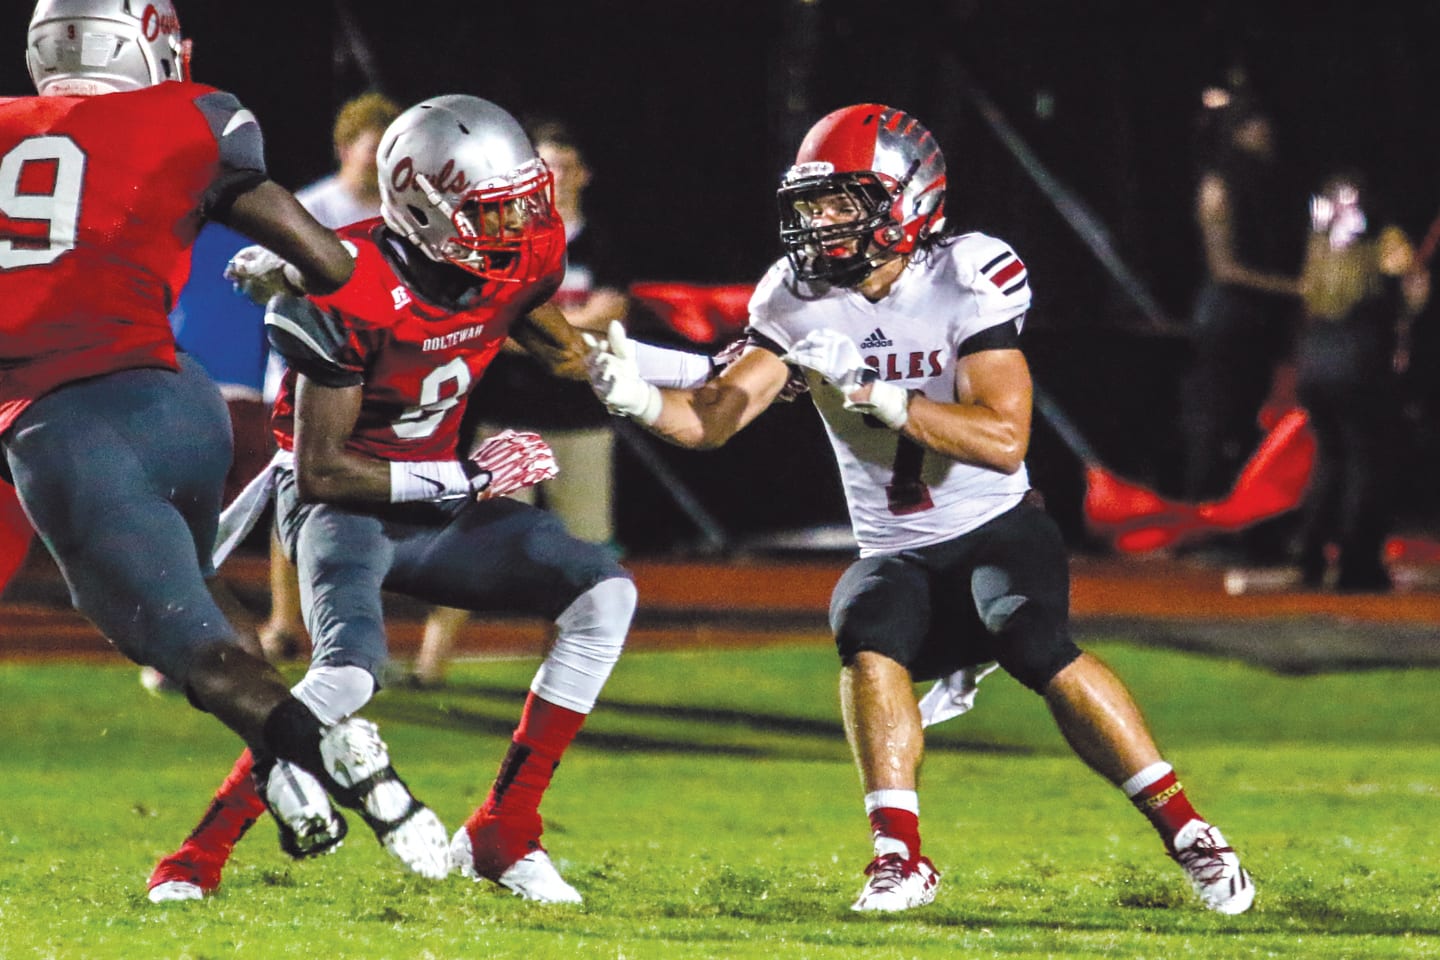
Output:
left=212, top=450, right=292, bottom=567
left=917, top=661, right=999, bottom=728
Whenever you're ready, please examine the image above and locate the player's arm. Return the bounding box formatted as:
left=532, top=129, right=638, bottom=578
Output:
left=220, top=182, right=354, bottom=295
left=510, top=302, right=590, bottom=380
left=784, top=321, right=1030, bottom=475
left=889, top=348, right=1032, bottom=475
left=588, top=324, right=792, bottom=449
left=193, top=89, right=354, bottom=295
left=290, top=376, right=388, bottom=504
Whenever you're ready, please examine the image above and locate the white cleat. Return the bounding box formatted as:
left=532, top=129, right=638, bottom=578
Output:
left=262, top=759, right=347, bottom=859
left=146, top=880, right=205, bottom=904
left=449, top=827, right=582, bottom=904
left=319, top=718, right=449, bottom=880
left=851, top=853, right=940, bottom=912
left=1171, top=819, right=1255, bottom=914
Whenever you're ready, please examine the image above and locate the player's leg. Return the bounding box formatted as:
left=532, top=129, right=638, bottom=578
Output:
left=829, top=554, right=940, bottom=911
left=978, top=501, right=1254, bottom=914
left=389, top=498, right=634, bottom=902
left=147, top=749, right=266, bottom=901
left=270, top=488, right=450, bottom=878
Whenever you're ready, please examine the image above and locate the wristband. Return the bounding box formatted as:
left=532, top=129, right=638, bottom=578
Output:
left=388, top=460, right=475, bottom=503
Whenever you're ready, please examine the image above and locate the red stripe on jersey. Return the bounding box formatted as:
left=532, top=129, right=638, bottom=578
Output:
left=991, top=259, right=1026, bottom=287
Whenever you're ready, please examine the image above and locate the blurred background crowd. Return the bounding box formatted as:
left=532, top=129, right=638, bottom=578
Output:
left=5, top=0, right=1439, bottom=569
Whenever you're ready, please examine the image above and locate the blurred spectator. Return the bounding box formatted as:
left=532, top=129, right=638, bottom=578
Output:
left=258, top=91, right=401, bottom=661
left=1180, top=87, right=1307, bottom=506
left=407, top=119, right=635, bottom=688
left=1293, top=171, right=1428, bottom=591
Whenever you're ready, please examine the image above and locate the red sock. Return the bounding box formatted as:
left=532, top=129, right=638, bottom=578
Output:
left=184, top=750, right=265, bottom=852
left=463, top=695, right=586, bottom=877
left=868, top=807, right=921, bottom=861
left=1130, top=768, right=1201, bottom=846
left=469, top=694, right=586, bottom=831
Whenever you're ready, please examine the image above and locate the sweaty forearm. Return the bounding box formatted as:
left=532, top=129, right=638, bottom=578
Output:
left=901, top=394, right=1029, bottom=475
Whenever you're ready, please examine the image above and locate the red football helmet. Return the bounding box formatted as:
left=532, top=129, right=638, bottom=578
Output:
left=777, top=104, right=947, bottom=285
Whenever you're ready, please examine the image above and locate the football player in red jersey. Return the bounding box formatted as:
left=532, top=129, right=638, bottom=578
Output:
left=587, top=104, right=1255, bottom=915
left=1, top=0, right=452, bottom=883
left=147, top=94, right=635, bottom=905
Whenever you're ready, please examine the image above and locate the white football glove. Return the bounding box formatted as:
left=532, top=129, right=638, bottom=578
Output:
left=784, top=328, right=910, bottom=429
left=583, top=320, right=663, bottom=425
left=225, top=244, right=307, bottom=304
left=468, top=429, right=559, bottom=500
left=782, top=328, right=870, bottom=392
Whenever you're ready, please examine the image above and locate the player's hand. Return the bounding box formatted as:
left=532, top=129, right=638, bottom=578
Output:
left=782, top=328, right=872, bottom=392
left=225, top=245, right=306, bottom=304
left=583, top=320, right=663, bottom=425
left=784, top=328, right=909, bottom=429
left=468, top=429, right=558, bottom=500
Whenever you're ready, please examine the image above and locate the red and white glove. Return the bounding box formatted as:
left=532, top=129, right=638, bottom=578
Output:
left=468, top=429, right=559, bottom=500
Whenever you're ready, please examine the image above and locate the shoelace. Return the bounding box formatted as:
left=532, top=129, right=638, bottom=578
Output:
left=862, top=853, right=911, bottom=893
left=1175, top=828, right=1233, bottom=884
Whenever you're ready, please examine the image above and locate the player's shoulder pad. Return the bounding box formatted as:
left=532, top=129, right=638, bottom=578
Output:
left=947, top=232, right=1031, bottom=315
left=746, top=258, right=810, bottom=349
left=264, top=293, right=362, bottom=387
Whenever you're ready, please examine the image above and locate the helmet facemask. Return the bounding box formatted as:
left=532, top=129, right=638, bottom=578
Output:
left=411, top=158, right=562, bottom=283
left=778, top=166, right=916, bottom=287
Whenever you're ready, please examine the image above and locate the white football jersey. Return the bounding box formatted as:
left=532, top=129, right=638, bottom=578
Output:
left=748, top=233, right=1033, bottom=556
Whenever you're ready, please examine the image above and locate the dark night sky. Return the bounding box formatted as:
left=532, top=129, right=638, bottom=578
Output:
left=5, top=0, right=1438, bottom=314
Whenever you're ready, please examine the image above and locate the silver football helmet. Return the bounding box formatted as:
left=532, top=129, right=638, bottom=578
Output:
left=377, top=94, right=562, bottom=284
left=777, top=103, right=947, bottom=286
left=27, top=0, right=190, bottom=96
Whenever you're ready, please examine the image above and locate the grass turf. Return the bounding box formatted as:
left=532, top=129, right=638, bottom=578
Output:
left=0, top=640, right=1437, bottom=959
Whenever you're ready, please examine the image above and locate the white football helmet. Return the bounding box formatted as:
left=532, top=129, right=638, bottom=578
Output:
left=377, top=94, right=562, bottom=284
left=27, top=0, right=191, bottom=96
left=777, top=103, right=947, bottom=286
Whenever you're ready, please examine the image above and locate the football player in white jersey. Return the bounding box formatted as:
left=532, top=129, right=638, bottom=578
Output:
left=586, top=103, right=1254, bottom=915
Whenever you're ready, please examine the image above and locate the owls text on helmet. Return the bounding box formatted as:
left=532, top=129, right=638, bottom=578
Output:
left=27, top=0, right=190, bottom=96
left=778, top=104, right=947, bottom=286
left=376, top=95, right=563, bottom=285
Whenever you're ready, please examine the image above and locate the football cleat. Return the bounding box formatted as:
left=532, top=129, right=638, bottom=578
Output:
left=260, top=759, right=348, bottom=860
left=450, top=825, right=581, bottom=904
left=1170, top=819, right=1255, bottom=914
left=851, top=853, right=940, bottom=912
left=318, top=718, right=450, bottom=880
left=146, top=848, right=219, bottom=903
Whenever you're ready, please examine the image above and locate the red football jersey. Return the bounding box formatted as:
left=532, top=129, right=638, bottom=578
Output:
left=269, top=220, right=566, bottom=462
left=0, top=83, right=242, bottom=436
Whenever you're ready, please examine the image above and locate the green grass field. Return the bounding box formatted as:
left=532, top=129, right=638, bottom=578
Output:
left=1, top=639, right=1437, bottom=959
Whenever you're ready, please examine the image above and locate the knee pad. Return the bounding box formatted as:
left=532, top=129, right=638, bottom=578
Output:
left=532, top=576, right=635, bottom=713
left=984, top=598, right=1081, bottom=694
left=290, top=664, right=376, bottom=725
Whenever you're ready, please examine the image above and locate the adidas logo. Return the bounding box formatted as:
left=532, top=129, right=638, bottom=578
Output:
left=858, top=328, right=893, bottom=349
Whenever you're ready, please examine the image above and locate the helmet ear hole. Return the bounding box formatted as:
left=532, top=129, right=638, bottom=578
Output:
left=407, top=205, right=431, bottom=228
